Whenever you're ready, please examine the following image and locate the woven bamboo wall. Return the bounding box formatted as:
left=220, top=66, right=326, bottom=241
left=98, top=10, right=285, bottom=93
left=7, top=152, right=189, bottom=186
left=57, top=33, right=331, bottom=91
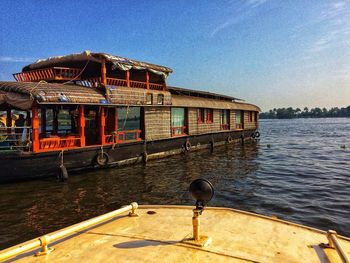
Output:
left=229, top=110, right=236, bottom=131
left=109, top=87, right=171, bottom=106
left=144, top=107, right=171, bottom=141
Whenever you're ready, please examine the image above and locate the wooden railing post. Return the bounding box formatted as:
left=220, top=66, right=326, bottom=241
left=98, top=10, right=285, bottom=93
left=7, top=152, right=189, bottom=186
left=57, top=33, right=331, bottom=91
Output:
left=6, top=109, right=12, bottom=133
left=100, top=107, right=106, bottom=145
left=53, top=108, right=58, bottom=134
left=32, top=105, right=40, bottom=152
left=101, top=58, right=107, bottom=86
left=41, top=108, right=46, bottom=134
left=146, top=71, right=150, bottom=89
left=126, top=70, right=130, bottom=88
left=115, top=108, right=119, bottom=143
left=79, top=106, right=85, bottom=147
left=101, top=57, right=110, bottom=101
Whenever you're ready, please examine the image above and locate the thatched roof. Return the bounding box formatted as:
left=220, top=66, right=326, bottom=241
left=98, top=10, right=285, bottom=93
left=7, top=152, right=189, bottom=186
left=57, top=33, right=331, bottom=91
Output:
left=0, top=81, right=260, bottom=111
left=171, top=95, right=261, bottom=112
left=0, top=81, right=105, bottom=108
left=22, top=51, right=173, bottom=76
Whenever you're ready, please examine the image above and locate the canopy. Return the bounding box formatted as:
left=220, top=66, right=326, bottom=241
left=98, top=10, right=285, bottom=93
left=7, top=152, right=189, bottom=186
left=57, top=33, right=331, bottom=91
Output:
left=22, top=51, right=173, bottom=78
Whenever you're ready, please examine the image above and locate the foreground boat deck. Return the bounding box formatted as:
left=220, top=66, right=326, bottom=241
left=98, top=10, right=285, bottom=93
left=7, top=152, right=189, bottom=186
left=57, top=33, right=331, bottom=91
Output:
left=3, top=205, right=350, bottom=263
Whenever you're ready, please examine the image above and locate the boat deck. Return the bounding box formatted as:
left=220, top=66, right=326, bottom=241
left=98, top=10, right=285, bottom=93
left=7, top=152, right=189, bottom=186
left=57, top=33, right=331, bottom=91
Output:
left=2, top=205, right=350, bottom=263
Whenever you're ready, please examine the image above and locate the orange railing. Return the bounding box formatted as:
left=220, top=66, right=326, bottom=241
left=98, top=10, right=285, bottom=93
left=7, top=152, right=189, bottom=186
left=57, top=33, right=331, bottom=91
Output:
left=107, top=78, right=127, bottom=87
left=149, top=82, right=164, bottom=90
left=105, top=130, right=142, bottom=144
left=39, top=136, right=80, bottom=150
left=79, top=77, right=164, bottom=90
left=171, top=126, right=187, bottom=136
left=129, top=80, right=147, bottom=89
left=13, top=67, right=83, bottom=82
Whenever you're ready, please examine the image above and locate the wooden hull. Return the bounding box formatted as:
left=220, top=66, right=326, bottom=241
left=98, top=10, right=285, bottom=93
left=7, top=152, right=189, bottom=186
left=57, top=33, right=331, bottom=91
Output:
left=0, top=130, right=256, bottom=183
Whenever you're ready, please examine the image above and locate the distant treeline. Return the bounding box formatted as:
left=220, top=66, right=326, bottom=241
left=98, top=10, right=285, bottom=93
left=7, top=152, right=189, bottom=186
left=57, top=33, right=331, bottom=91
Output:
left=260, top=106, right=350, bottom=119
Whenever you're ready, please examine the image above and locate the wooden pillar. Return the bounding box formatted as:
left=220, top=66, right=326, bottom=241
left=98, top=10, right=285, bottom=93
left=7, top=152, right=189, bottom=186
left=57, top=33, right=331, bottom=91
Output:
left=114, top=107, right=119, bottom=143
left=41, top=108, right=46, bottom=134
left=53, top=108, right=58, bottom=134
left=126, top=70, right=130, bottom=88
left=6, top=109, right=11, bottom=133
left=146, top=71, right=150, bottom=89
left=101, top=57, right=110, bottom=101
left=32, top=105, right=40, bottom=152
left=114, top=108, right=118, bottom=132
left=101, top=57, right=107, bottom=86
left=99, top=107, right=106, bottom=145
left=79, top=106, right=85, bottom=147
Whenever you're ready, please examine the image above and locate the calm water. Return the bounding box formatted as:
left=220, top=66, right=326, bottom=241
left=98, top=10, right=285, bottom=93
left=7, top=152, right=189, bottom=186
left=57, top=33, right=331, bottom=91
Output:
left=0, top=118, right=349, bottom=249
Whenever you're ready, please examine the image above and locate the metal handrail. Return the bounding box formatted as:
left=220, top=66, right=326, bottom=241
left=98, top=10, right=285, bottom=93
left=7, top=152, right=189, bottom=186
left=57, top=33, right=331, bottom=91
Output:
left=0, top=202, right=138, bottom=262
left=326, top=230, right=349, bottom=263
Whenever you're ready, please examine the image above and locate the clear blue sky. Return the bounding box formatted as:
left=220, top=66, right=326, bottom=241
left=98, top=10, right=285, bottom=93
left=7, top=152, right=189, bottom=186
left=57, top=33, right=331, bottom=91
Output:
left=1, top=0, right=349, bottom=110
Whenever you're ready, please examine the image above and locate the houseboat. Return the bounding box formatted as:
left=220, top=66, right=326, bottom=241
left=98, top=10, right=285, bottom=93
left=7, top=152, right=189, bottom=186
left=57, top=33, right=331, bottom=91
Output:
left=0, top=51, right=260, bottom=182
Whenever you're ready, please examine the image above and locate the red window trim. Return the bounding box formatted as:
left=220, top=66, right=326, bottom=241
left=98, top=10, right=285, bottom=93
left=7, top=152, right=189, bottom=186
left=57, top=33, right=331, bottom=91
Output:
left=198, top=108, right=213, bottom=124
left=248, top=111, right=253, bottom=122
left=206, top=109, right=213, bottom=123
left=197, top=109, right=205, bottom=124
left=171, top=126, right=187, bottom=136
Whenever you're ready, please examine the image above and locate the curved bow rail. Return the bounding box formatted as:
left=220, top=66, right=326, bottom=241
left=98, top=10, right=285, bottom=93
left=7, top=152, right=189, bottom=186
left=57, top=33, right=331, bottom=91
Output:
left=0, top=202, right=138, bottom=262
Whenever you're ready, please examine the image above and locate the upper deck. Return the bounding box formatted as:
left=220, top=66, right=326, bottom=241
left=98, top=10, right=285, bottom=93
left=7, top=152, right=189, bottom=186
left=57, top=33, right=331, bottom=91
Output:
left=13, top=51, right=173, bottom=91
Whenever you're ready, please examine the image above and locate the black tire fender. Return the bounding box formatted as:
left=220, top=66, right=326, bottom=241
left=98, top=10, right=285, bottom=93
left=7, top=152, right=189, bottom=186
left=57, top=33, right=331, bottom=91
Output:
left=185, top=141, right=191, bottom=151
left=255, top=131, right=260, bottom=138
left=96, top=152, right=109, bottom=166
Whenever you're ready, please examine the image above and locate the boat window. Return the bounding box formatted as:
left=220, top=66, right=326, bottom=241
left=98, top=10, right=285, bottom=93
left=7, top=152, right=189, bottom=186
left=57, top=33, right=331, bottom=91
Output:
left=248, top=111, right=253, bottom=122
left=205, top=109, right=213, bottom=123
left=44, top=109, right=54, bottom=132
left=221, top=110, right=230, bottom=130
left=235, top=110, right=243, bottom=129
left=0, top=110, right=31, bottom=151
left=57, top=109, right=73, bottom=134
left=197, top=109, right=205, bottom=123
left=157, top=94, right=164, bottom=105
left=236, top=111, right=242, bottom=123
left=146, top=93, right=153, bottom=105
left=42, top=108, right=77, bottom=136
left=171, top=108, right=186, bottom=136
left=117, top=107, right=141, bottom=141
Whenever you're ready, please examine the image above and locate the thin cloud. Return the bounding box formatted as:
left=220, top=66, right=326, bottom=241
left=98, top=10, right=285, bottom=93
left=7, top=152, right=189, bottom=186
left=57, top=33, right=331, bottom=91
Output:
left=210, top=0, right=268, bottom=37
left=0, top=56, right=34, bottom=63
left=290, top=0, right=350, bottom=57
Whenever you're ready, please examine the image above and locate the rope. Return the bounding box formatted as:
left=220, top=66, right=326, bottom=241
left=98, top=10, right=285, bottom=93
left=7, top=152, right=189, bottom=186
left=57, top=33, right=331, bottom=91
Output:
left=58, top=150, right=64, bottom=167
left=121, top=105, right=130, bottom=131
left=62, top=60, right=90, bottom=85
left=28, top=80, right=48, bottom=100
